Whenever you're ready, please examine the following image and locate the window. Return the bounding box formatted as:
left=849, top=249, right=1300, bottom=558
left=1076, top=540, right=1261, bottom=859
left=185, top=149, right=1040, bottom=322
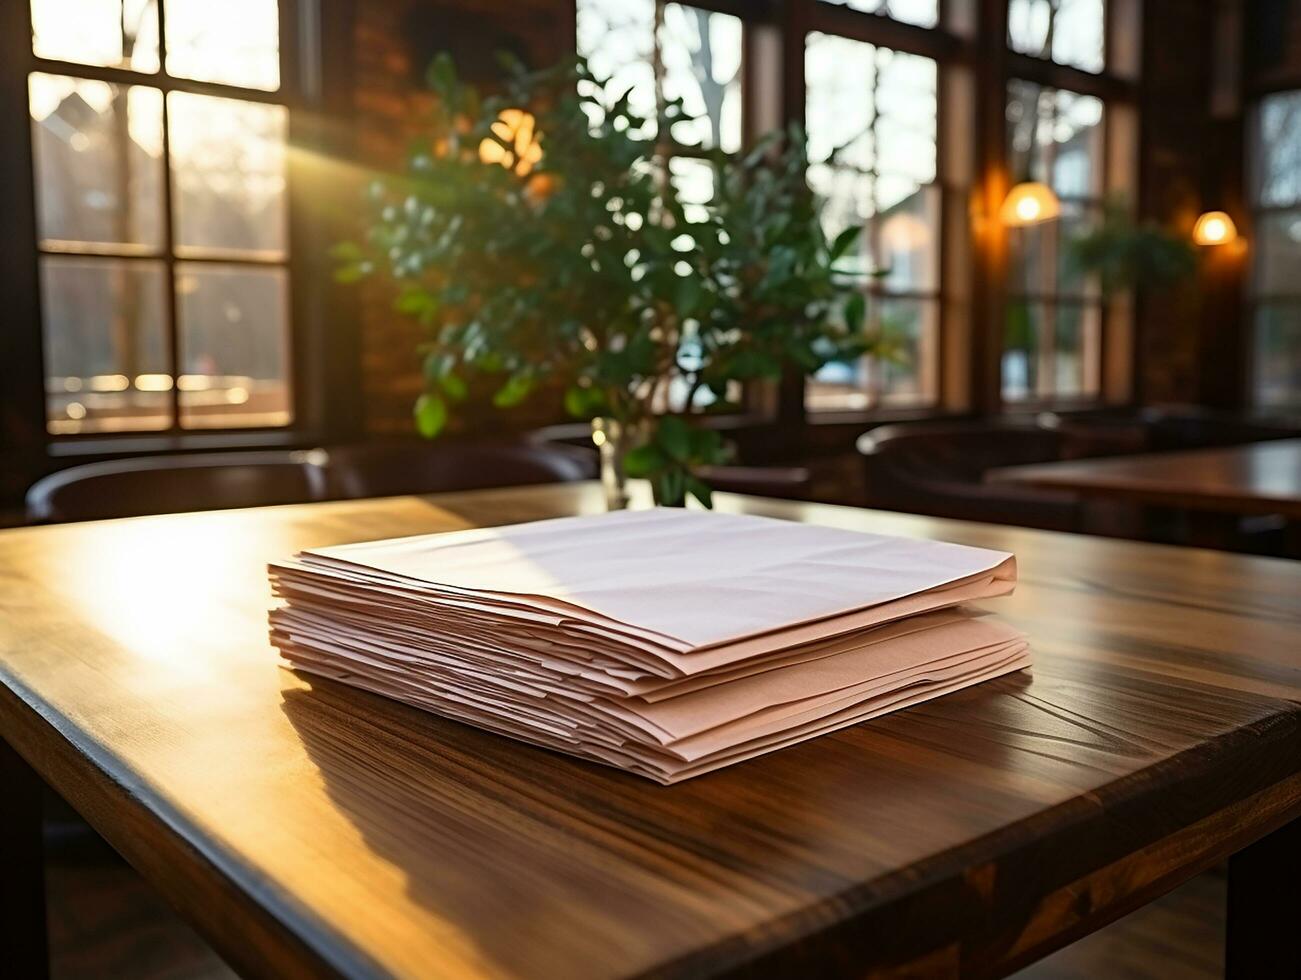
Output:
left=1002, top=81, right=1104, bottom=403
left=27, top=0, right=291, bottom=436
left=576, top=0, right=743, bottom=153
left=818, top=0, right=939, bottom=30
left=804, top=33, right=941, bottom=412
left=1249, top=90, right=1301, bottom=411
left=1008, top=0, right=1105, bottom=74
left=577, top=0, right=744, bottom=412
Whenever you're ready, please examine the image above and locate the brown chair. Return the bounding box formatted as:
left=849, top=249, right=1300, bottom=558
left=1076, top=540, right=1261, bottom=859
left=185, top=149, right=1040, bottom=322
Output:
left=695, top=464, right=812, bottom=500
left=857, top=419, right=1082, bottom=532
left=1036, top=410, right=1151, bottom=459
left=25, top=450, right=329, bottom=523
left=319, top=441, right=597, bottom=500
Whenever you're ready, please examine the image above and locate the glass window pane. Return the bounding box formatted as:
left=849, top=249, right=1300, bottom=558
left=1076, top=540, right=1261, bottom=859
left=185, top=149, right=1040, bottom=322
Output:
left=1253, top=304, right=1301, bottom=410
left=876, top=295, right=940, bottom=404
left=176, top=263, right=291, bottom=429
left=1008, top=201, right=1099, bottom=297
left=1052, top=302, right=1101, bottom=397
left=1007, top=80, right=1103, bottom=199
left=806, top=297, right=938, bottom=412
left=1008, top=0, right=1105, bottom=74
left=807, top=36, right=937, bottom=179
left=168, top=93, right=288, bottom=258
left=31, top=0, right=159, bottom=72
left=29, top=74, right=163, bottom=251
left=41, top=256, right=171, bottom=434
left=577, top=0, right=657, bottom=132
left=1254, top=210, right=1301, bottom=297
left=164, top=0, right=280, bottom=91
left=874, top=183, right=941, bottom=292
left=819, top=0, right=939, bottom=29
left=1002, top=299, right=1044, bottom=401
left=576, top=1, right=741, bottom=151
left=811, top=169, right=940, bottom=289
left=669, top=156, right=714, bottom=223
left=1002, top=300, right=1100, bottom=401
left=660, top=5, right=743, bottom=152
left=806, top=34, right=876, bottom=170
left=1255, top=91, right=1301, bottom=208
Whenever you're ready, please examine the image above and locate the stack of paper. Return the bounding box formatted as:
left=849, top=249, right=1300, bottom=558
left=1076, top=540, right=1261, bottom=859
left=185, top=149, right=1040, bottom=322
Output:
left=270, top=509, right=1027, bottom=783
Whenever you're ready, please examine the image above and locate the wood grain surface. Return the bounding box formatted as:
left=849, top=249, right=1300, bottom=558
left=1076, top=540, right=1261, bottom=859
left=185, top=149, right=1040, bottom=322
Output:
left=988, top=438, right=1301, bottom=518
left=1, top=483, right=1299, bottom=978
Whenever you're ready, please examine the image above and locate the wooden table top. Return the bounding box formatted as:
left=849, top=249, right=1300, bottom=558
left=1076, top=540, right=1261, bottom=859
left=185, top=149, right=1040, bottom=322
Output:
left=1, top=484, right=1299, bottom=979
left=988, top=438, right=1301, bottom=518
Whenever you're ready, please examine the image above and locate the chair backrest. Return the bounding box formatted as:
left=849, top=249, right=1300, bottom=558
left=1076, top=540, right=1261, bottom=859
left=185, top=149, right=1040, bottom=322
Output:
left=26, top=450, right=329, bottom=523
left=858, top=419, right=1065, bottom=484
left=319, top=441, right=597, bottom=501
left=1036, top=410, right=1151, bottom=459
left=856, top=419, right=1079, bottom=531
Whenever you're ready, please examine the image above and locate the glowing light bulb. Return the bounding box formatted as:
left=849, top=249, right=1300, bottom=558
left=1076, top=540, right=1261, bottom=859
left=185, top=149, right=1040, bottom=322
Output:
left=1192, top=211, right=1237, bottom=246
left=1000, top=182, right=1060, bottom=227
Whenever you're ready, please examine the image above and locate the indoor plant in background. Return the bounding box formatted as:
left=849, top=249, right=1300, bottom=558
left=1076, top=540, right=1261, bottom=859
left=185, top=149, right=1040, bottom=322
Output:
left=334, top=54, right=880, bottom=508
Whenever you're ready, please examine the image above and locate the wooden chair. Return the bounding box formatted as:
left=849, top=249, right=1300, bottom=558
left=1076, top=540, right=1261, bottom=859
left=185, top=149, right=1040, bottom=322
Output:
left=318, top=441, right=597, bottom=501
left=25, top=450, right=330, bottom=524
left=857, top=419, right=1082, bottom=532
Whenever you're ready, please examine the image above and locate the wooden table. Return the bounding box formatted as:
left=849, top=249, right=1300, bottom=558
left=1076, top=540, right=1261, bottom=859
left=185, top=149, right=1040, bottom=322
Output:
left=988, top=438, right=1301, bottom=519
left=1, top=484, right=1298, bottom=979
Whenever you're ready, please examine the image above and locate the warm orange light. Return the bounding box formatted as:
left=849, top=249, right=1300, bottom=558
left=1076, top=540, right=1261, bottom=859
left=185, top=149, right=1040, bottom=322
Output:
left=478, top=108, right=543, bottom=177
left=1192, top=211, right=1238, bottom=246
left=999, top=182, right=1061, bottom=227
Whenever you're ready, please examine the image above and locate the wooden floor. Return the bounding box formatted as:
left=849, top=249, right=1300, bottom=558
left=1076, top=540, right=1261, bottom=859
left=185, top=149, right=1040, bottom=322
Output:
left=48, top=841, right=1223, bottom=979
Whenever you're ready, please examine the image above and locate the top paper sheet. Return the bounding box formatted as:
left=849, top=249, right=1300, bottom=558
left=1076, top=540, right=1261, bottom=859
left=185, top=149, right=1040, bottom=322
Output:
left=301, top=509, right=1015, bottom=650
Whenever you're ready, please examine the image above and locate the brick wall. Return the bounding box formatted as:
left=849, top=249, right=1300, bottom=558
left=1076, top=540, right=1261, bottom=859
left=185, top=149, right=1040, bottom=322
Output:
left=349, top=0, right=575, bottom=438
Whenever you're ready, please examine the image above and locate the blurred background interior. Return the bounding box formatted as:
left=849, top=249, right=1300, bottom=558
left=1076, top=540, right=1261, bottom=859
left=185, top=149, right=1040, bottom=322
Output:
left=1, top=0, right=1298, bottom=552
left=0, top=1, right=1298, bottom=974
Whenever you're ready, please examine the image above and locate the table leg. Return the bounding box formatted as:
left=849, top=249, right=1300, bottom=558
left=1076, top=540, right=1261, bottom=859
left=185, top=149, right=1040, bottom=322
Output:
left=1226, top=818, right=1300, bottom=979
left=0, top=738, right=49, bottom=979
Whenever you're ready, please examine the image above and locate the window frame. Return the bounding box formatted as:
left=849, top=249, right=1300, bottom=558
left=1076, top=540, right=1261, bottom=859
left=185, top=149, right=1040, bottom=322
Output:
left=1000, top=79, right=1108, bottom=406
left=990, top=0, right=1140, bottom=413
left=1, top=0, right=352, bottom=469
left=29, top=0, right=299, bottom=441
left=1245, top=86, right=1301, bottom=413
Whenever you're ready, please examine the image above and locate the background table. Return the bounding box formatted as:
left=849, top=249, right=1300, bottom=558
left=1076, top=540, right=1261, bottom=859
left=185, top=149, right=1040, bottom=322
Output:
left=988, top=438, right=1301, bottom=519
left=1, top=484, right=1299, bottom=978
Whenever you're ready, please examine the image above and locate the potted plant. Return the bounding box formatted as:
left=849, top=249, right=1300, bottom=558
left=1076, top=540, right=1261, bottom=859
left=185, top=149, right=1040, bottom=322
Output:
left=334, top=54, right=880, bottom=508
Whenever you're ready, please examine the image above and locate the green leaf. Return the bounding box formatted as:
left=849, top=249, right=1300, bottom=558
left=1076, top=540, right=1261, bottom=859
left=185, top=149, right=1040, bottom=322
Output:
left=686, top=476, right=714, bottom=509
left=439, top=372, right=468, bottom=402
left=413, top=392, right=447, bottom=439
left=395, top=286, right=438, bottom=318
left=829, top=226, right=860, bottom=261
left=563, top=385, right=608, bottom=419
left=333, top=263, right=368, bottom=284
left=656, top=416, right=692, bottom=462
left=492, top=374, right=534, bottom=408
left=655, top=468, right=687, bottom=507
left=422, top=351, right=453, bottom=384
left=674, top=275, right=703, bottom=318
left=425, top=53, right=457, bottom=97
left=844, top=291, right=867, bottom=333
left=329, top=241, right=363, bottom=262
left=564, top=386, right=589, bottom=419
left=623, top=443, right=667, bottom=478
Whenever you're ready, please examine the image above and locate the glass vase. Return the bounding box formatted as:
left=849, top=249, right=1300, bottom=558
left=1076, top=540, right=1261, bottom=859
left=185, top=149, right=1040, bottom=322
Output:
left=591, top=417, right=631, bottom=511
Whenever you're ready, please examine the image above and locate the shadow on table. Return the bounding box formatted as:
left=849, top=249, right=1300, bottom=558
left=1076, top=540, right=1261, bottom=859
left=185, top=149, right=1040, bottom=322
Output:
left=278, top=666, right=1035, bottom=976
